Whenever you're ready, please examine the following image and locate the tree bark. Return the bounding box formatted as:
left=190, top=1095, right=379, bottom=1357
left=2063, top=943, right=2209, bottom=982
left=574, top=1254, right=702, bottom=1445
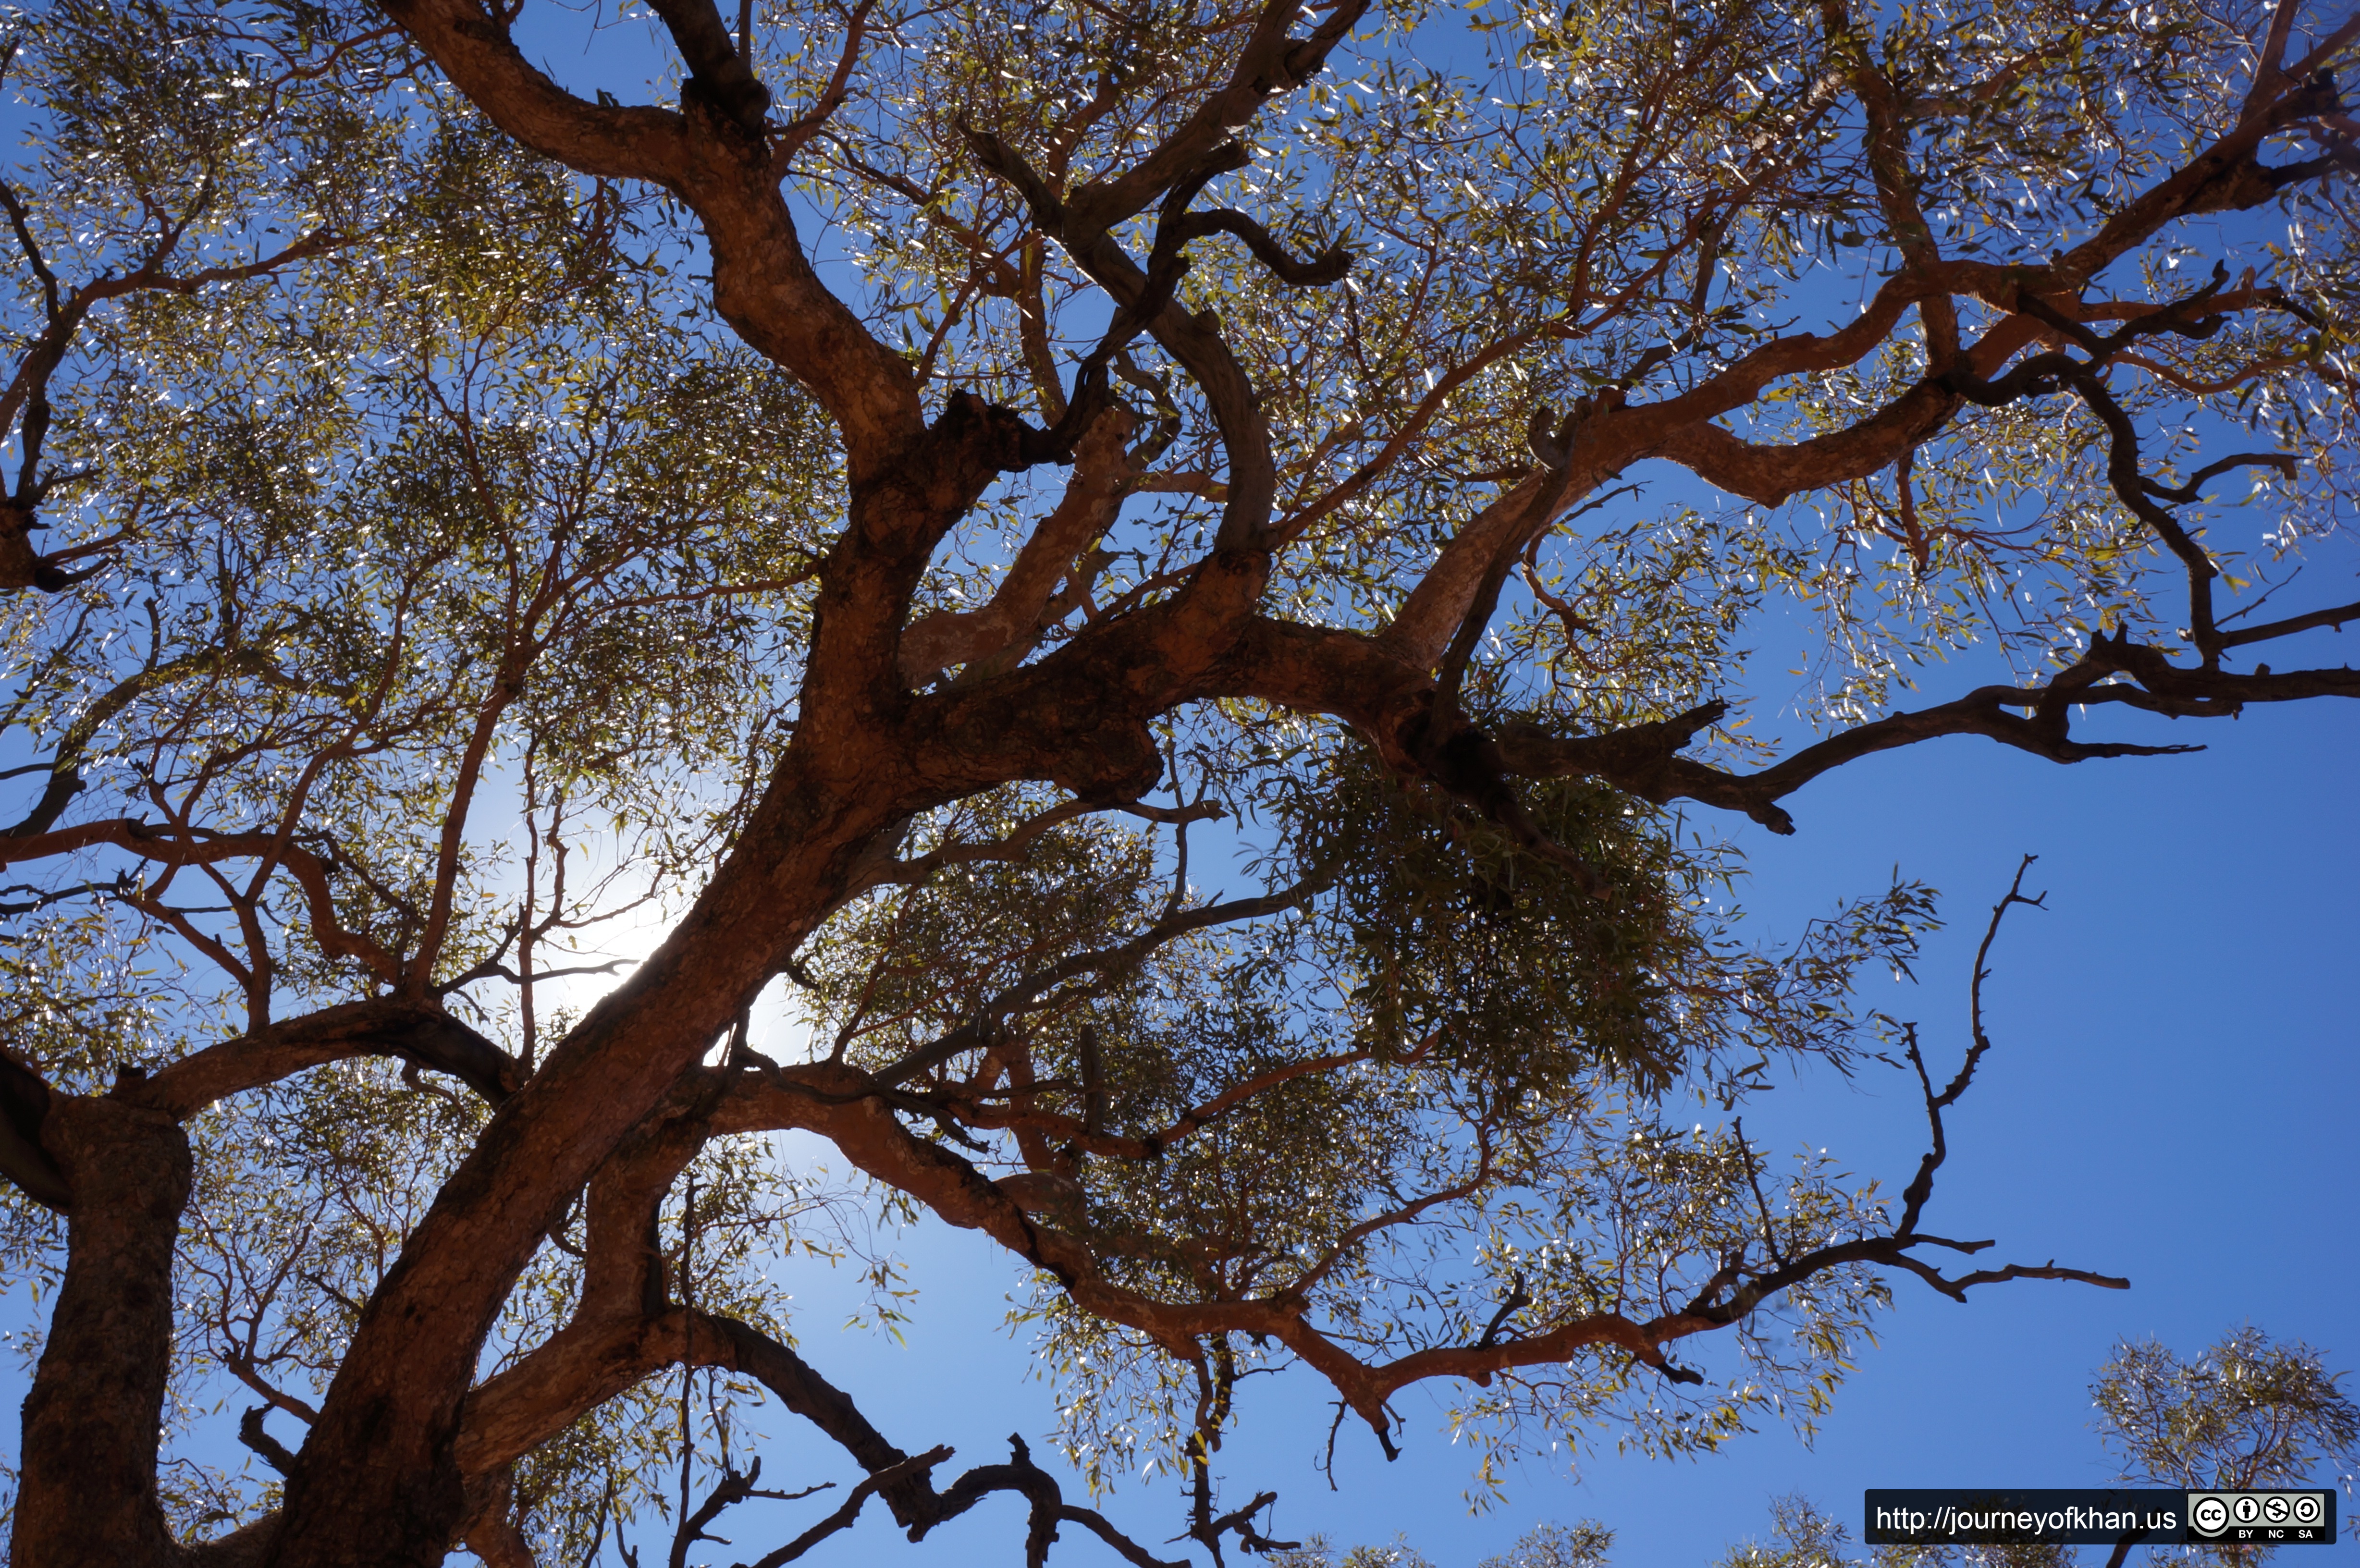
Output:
left=11, top=1093, right=193, bottom=1568
left=263, top=760, right=919, bottom=1567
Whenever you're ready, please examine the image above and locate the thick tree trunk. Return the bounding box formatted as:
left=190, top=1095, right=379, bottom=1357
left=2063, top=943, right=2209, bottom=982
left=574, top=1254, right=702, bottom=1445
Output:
left=12, top=1094, right=193, bottom=1568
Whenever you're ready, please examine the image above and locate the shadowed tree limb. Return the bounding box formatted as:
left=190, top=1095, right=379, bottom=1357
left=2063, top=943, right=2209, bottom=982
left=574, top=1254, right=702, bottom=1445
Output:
left=11, top=1097, right=192, bottom=1568
left=238, top=1407, right=300, bottom=1477
left=456, top=1468, right=538, bottom=1568
left=464, top=1302, right=1195, bottom=1568
left=694, top=991, right=2127, bottom=1461
left=669, top=1457, right=830, bottom=1568
left=0, top=1049, right=66, bottom=1208
left=126, top=1000, right=521, bottom=1118
left=0, top=818, right=402, bottom=985
left=899, top=404, right=1144, bottom=687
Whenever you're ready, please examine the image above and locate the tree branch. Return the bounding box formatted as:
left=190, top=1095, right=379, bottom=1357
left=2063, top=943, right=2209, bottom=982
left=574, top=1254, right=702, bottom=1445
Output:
left=127, top=1000, right=520, bottom=1118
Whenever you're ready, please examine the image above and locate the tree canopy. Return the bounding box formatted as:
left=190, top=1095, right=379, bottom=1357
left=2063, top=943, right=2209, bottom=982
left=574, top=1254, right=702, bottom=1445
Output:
left=0, top=0, right=2353, bottom=1564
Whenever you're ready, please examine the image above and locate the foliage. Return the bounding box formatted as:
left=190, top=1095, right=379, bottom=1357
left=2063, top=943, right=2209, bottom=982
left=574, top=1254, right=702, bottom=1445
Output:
left=1711, top=1498, right=2073, bottom=1568
left=0, top=0, right=2347, bottom=1562
left=2093, top=1327, right=2360, bottom=1564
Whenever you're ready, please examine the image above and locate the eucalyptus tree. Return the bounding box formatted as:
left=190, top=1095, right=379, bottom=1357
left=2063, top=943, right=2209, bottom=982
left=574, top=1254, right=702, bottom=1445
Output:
left=0, top=0, right=2353, bottom=1564
left=2093, top=1327, right=2360, bottom=1561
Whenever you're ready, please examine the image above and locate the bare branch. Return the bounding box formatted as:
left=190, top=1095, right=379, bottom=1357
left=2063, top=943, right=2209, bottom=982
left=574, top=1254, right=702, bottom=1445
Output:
left=128, top=1000, right=520, bottom=1118
left=734, top=1449, right=953, bottom=1568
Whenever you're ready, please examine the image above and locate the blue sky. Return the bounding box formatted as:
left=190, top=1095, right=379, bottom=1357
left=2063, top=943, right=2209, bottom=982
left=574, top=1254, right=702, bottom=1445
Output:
left=12, top=585, right=2328, bottom=1564
left=675, top=560, right=2355, bottom=1568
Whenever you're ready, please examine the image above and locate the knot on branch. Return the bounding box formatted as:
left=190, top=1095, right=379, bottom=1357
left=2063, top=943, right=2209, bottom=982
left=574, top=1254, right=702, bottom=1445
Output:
left=682, top=70, right=774, bottom=141
left=993, top=1170, right=1084, bottom=1220
left=651, top=0, right=774, bottom=140
left=1654, top=1356, right=1706, bottom=1386
left=1490, top=699, right=1787, bottom=829
left=2288, top=66, right=2346, bottom=121
left=1494, top=698, right=1727, bottom=780
left=1048, top=712, right=1162, bottom=806
left=1524, top=386, right=1638, bottom=475
left=938, top=378, right=1141, bottom=473
left=934, top=387, right=1105, bottom=474
left=238, top=1406, right=298, bottom=1476
left=0, top=502, right=96, bottom=592
left=1474, top=1271, right=1532, bottom=1352
left=959, top=122, right=1065, bottom=229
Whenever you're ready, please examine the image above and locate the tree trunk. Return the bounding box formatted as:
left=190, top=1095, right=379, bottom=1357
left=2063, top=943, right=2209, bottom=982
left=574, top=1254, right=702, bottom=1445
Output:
left=12, top=1093, right=193, bottom=1568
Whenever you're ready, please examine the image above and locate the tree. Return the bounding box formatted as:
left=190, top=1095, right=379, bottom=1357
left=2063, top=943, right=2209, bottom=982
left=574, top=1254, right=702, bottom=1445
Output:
left=2093, top=1327, right=2360, bottom=1563
left=0, top=0, right=2352, bottom=1563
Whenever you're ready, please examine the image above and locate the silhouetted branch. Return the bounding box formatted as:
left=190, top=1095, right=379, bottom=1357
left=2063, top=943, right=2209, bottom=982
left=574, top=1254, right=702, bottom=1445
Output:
left=670, top=1457, right=829, bottom=1568
left=237, top=1407, right=299, bottom=1477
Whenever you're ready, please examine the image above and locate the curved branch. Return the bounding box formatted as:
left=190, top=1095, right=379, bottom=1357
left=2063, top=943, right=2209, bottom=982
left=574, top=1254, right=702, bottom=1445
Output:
left=964, top=33, right=1357, bottom=551
left=0, top=1050, right=68, bottom=1208
left=377, top=0, right=921, bottom=470
left=128, top=1000, right=520, bottom=1119
left=458, top=1300, right=1190, bottom=1568
left=1060, top=2, right=1373, bottom=236
left=1170, top=207, right=1351, bottom=286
